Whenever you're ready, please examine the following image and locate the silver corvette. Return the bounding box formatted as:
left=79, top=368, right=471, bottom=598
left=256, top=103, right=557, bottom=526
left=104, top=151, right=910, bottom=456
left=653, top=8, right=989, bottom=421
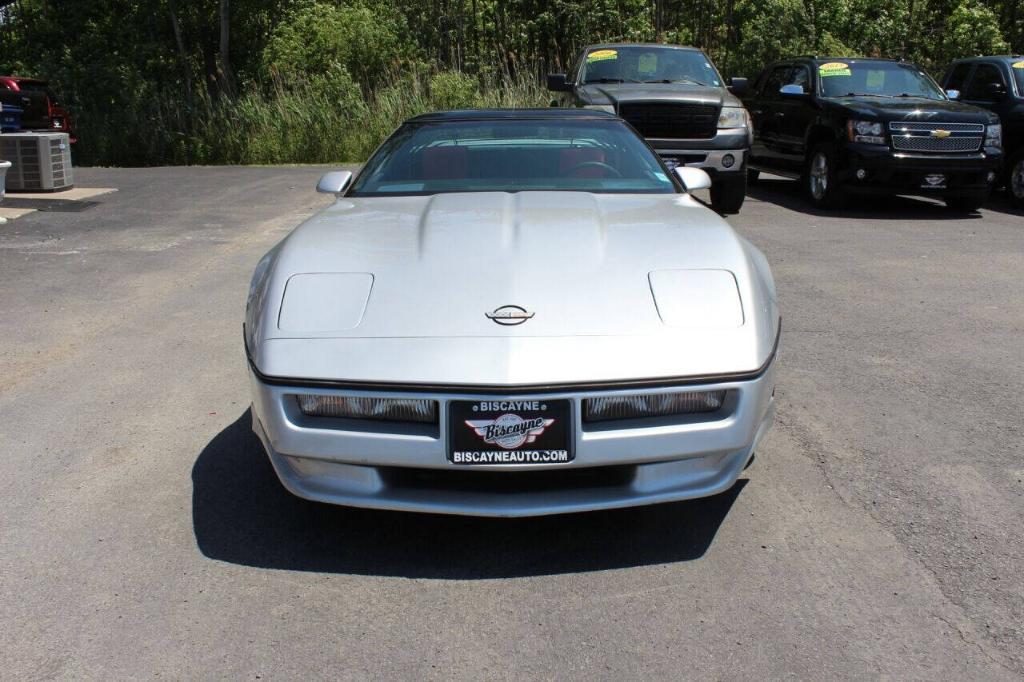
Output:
left=245, top=109, right=779, bottom=516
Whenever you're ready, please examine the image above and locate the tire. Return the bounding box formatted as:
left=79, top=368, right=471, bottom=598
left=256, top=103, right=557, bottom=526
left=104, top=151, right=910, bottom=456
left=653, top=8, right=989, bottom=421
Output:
left=710, top=173, right=747, bottom=214
left=747, top=168, right=760, bottom=185
left=944, top=193, right=987, bottom=212
left=804, top=143, right=847, bottom=209
left=1008, top=152, right=1024, bottom=208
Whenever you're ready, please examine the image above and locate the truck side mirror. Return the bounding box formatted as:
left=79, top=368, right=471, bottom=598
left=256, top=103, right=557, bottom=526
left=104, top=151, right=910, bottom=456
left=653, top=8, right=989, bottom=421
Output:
left=945, top=89, right=960, bottom=100
left=728, top=77, right=749, bottom=96
left=779, top=84, right=808, bottom=98
left=547, top=74, right=571, bottom=92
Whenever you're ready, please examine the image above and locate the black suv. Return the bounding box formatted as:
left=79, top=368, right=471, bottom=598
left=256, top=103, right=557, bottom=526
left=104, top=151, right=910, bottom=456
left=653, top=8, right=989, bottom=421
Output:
left=741, top=57, right=1002, bottom=211
left=941, top=56, right=1024, bottom=206
left=548, top=44, right=751, bottom=213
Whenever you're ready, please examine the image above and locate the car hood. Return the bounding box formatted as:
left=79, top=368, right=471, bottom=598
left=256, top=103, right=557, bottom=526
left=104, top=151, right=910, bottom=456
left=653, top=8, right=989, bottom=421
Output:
left=581, top=83, right=737, bottom=109
left=824, top=96, right=998, bottom=123
left=249, top=192, right=778, bottom=385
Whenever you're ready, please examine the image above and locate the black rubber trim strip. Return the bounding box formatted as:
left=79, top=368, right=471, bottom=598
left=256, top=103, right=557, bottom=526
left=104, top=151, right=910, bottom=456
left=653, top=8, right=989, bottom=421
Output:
left=245, top=319, right=780, bottom=395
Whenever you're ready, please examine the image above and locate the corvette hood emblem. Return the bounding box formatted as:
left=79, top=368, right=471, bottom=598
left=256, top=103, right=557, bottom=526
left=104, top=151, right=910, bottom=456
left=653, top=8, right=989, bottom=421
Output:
left=485, top=305, right=535, bottom=325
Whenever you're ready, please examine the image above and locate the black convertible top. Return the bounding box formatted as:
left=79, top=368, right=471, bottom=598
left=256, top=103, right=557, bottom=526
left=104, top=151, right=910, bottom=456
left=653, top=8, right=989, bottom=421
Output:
left=407, top=108, right=618, bottom=123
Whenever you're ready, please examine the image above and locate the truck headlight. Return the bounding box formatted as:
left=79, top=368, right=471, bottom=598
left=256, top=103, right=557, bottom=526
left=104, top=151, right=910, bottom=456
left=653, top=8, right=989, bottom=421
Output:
left=718, top=107, right=749, bottom=129
left=583, top=104, right=615, bottom=113
left=847, top=120, right=885, bottom=144
left=985, top=123, right=1002, bottom=150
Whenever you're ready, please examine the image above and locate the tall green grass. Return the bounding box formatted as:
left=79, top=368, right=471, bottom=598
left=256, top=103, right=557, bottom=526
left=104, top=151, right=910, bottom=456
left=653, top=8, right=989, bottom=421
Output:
left=73, top=70, right=549, bottom=167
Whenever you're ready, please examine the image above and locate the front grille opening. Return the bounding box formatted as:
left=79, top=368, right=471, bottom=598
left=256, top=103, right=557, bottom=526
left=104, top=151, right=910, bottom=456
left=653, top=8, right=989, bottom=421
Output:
left=285, top=395, right=440, bottom=438
left=619, top=102, right=718, bottom=139
left=583, top=389, right=728, bottom=423
left=582, top=389, right=737, bottom=433
left=293, top=394, right=438, bottom=424
left=888, top=121, right=984, bottom=153
left=380, top=465, right=637, bottom=495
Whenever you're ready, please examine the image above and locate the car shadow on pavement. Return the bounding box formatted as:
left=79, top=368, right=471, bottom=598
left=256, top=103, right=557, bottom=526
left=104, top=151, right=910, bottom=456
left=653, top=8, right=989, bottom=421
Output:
left=192, top=410, right=745, bottom=579
left=747, top=177, right=984, bottom=220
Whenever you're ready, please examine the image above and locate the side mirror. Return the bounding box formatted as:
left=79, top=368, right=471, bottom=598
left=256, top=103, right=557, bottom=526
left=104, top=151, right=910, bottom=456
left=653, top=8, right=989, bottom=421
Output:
left=945, top=89, right=961, bottom=100
left=547, top=74, right=571, bottom=92
left=316, top=170, right=353, bottom=197
left=674, top=166, right=713, bottom=192
left=985, top=82, right=1007, bottom=98
left=728, top=77, right=749, bottom=96
left=779, top=84, right=808, bottom=98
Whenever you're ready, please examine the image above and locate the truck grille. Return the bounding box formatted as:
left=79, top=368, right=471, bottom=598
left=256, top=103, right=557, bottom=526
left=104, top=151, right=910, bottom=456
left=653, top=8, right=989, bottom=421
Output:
left=889, top=121, right=983, bottom=153
left=618, top=103, right=718, bottom=140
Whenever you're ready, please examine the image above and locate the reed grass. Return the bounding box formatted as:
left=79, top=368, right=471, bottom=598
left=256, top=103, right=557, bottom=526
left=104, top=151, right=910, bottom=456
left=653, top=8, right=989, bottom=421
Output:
left=73, top=69, right=549, bottom=166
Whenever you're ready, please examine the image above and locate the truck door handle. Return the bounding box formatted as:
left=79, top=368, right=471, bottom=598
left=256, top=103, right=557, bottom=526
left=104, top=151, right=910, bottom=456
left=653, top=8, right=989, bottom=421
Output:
left=773, top=112, right=785, bottom=117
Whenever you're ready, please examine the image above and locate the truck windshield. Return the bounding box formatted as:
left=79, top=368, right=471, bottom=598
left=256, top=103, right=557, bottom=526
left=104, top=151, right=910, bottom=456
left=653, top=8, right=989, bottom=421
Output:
left=580, top=46, right=722, bottom=87
left=349, top=118, right=677, bottom=197
left=1011, top=60, right=1024, bottom=95
left=818, top=61, right=946, bottom=100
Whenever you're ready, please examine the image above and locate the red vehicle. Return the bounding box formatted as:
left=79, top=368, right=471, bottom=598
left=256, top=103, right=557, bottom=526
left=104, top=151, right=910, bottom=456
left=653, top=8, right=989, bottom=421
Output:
left=0, top=76, right=76, bottom=142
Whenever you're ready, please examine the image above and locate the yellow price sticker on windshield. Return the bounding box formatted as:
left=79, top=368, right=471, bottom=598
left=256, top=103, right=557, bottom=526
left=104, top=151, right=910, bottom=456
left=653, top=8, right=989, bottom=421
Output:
left=587, top=49, right=617, bottom=63
left=819, top=62, right=851, bottom=77
left=1012, top=61, right=1024, bottom=69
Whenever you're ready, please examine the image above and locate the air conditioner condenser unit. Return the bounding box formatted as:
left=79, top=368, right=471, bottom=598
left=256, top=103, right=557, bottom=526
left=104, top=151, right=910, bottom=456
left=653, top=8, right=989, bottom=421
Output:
left=0, top=132, right=74, bottom=191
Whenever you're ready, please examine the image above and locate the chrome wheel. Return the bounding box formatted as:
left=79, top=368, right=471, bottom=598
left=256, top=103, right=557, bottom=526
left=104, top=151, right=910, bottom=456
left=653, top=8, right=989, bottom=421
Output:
left=809, top=152, right=829, bottom=201
left=1011, top=158, right=1024, bottom=201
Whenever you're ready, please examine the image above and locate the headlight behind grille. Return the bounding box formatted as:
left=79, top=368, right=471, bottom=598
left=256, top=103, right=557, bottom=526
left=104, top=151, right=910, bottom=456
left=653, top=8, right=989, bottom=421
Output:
left=584, top=389, right=727, bottom=422
left=295, top=395, right=438, bottom=423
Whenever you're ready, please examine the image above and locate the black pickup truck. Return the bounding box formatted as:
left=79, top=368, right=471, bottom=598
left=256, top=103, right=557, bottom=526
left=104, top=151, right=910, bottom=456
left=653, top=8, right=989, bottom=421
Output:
left=941, top=56, right=1024, bottom=206
left=741, top=57, right=1002, bottom=211
left=547, top=43, right=752, bottom=213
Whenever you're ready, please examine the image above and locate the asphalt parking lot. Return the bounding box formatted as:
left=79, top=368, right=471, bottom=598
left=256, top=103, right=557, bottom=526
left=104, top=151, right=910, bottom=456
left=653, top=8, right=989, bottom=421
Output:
left=1, top=166, right=1022, bottom=678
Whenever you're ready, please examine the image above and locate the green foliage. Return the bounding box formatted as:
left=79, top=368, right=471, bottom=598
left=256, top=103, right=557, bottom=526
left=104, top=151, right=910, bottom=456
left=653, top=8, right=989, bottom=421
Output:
left=938, top=0, right=1010, bottom=64
left=262, top=2, right=410, bottom=88
left=0, top=0, right=1020, bottom=166
left=428, top=72, right=480, bottom=110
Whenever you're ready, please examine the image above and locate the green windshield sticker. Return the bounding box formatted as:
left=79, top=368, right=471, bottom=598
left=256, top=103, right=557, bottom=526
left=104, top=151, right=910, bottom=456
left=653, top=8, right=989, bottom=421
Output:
left=587, top=49, right=617, bottom=63
left=638, top=53, right=658, bottom=73
left=1012, top=61, right=1024, bottom=69
left=819, top=61, right=852, bottom=77
left=866, top=70, right=885, bottom=88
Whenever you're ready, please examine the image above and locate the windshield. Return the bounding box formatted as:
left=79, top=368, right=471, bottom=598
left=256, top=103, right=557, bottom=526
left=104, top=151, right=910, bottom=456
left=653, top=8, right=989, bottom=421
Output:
left=349, top=118, right=677, bottom=197
left=818, top=61, right=946, bottom=100
left=579, top=46, right=721, bottom=86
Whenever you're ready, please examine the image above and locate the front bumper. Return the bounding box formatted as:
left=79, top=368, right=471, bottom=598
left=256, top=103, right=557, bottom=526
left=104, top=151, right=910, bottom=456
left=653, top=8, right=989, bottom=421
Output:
left=248, top=362, right=776, bottom=517
left=649, top=128, right=750, bottom=173
left=839, top=143, right=1003, bottom=195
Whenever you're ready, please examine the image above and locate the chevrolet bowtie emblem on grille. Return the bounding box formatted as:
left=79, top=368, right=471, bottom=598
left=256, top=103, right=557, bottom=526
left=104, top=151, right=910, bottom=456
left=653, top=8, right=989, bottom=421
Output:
left=486, top=305, right=535, bottom=325
left=931, top=129, right=952, bottom=138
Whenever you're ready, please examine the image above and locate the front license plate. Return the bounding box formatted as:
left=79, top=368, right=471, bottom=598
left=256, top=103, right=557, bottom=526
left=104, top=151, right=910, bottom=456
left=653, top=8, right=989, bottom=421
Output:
left=448, top=399, right=573, bottom=465
left=921, top=174, right=947, bottom=189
